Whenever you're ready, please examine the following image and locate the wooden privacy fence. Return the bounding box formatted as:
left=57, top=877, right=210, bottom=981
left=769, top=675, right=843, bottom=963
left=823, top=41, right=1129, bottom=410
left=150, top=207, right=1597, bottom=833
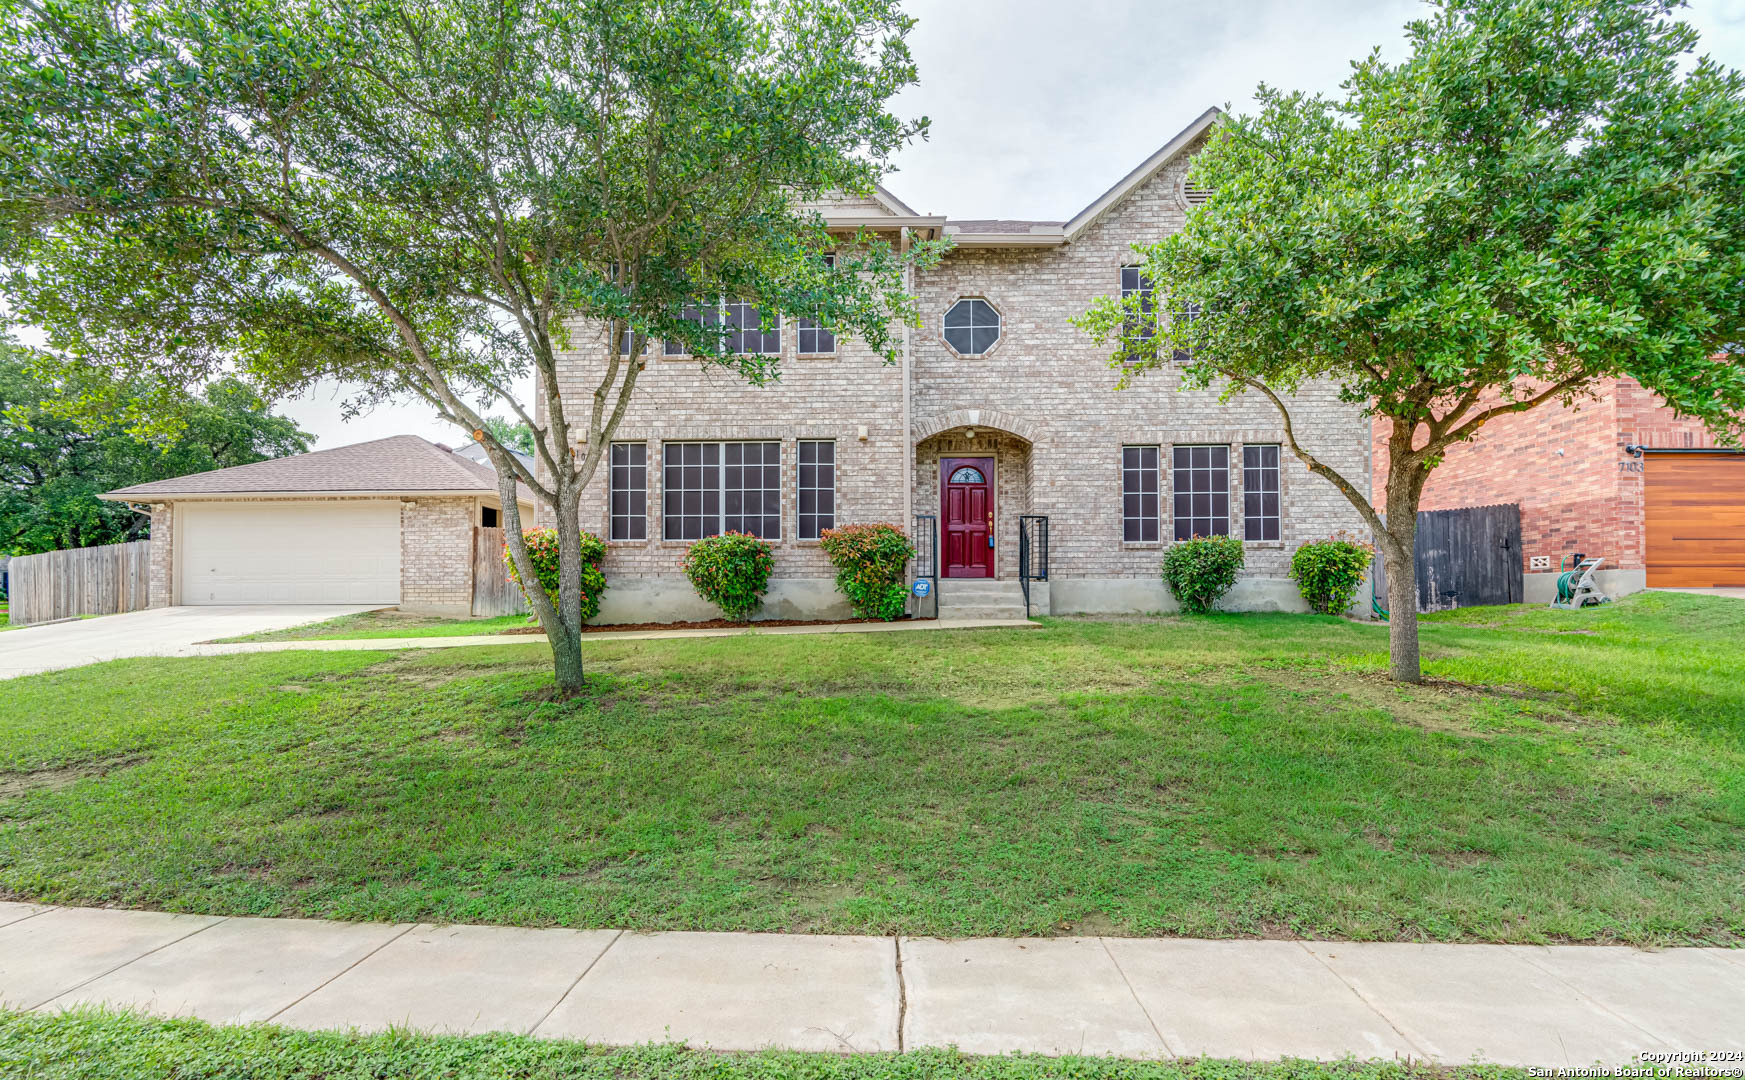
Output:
left=1375, top=504, right=1524, bottom=613
left=9, top=540, right=152, bottom=628
left=471, top=527, right=529, bottom=617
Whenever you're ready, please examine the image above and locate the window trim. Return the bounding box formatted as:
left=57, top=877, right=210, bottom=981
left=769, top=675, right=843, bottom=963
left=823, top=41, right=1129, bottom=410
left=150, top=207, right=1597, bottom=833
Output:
left=796, top=439, right=837, bottom=541
left=660, top=440, right=783, bottom=542
left=799, top=253, right=838, bottom=358
left=608, top=441, right=649, bottom=542
left=1120, top=445, right=1162, bottom=545
left=941, top=296, right=1004, bottom=358
left=1170, top=443, right=1231, bottom=541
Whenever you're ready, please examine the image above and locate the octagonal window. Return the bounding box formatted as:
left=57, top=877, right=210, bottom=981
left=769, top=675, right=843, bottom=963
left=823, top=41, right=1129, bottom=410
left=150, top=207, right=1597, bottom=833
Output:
left=944, top=298, right=1001, bottom=355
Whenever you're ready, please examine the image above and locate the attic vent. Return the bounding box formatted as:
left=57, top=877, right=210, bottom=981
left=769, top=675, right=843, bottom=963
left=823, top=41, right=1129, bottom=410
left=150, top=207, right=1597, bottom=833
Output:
left=1177, top=176, right=1213, bottom=211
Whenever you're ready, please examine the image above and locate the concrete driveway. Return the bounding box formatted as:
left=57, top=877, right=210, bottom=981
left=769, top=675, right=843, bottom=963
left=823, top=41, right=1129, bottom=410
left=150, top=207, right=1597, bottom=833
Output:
left=0, top=605, right=379, bottom=680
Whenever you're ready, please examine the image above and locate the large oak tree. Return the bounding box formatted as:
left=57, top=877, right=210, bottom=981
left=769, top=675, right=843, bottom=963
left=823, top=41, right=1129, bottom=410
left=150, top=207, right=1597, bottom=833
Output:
left=0, top=0, right=938, bottom=691
left=1079, top=0, right=1745, bottom=681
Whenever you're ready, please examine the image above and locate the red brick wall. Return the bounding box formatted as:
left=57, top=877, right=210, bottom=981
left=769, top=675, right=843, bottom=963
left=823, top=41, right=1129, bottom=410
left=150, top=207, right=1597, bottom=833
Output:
left=1370, top=379, right=1720, bottom=572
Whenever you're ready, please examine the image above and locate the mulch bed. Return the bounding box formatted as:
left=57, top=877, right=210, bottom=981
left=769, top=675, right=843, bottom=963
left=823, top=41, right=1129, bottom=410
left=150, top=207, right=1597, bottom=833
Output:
left=497, top=615, right=929, bottom=635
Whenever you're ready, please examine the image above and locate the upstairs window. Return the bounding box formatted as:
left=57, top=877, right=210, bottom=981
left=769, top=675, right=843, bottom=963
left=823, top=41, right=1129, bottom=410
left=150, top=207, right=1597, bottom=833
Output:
left=1172, top=445, right=1230, bottom=540
left=1120, top=266, right=1154, bottom=344
left=724, top=301, right=781, bottom=355
left=799, top=253, right=838, bottom=356
left=664, top=303, right=717, bottom=357
left=943, top=298, right=1001, bottom=356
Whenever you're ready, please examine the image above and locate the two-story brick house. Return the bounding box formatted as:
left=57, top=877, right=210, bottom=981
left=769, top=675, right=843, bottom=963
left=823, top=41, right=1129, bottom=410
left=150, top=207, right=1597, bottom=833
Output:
left=547, top=109, right=1375, bottom=621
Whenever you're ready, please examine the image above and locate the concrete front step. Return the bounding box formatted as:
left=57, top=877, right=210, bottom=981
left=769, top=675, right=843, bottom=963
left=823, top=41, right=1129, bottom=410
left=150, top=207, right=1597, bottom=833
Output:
left=935, top=578, right=1042, bottom=619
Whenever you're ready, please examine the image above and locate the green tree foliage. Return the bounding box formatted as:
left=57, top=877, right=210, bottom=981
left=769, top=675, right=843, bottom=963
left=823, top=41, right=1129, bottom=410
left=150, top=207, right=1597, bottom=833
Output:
left=482, top=417, right=534, bottom=457
left=0, top=0, right=939, bottom=692
left=0, top=341, right=310, bottom=555
left=1079, top=0, right=1745, bottom=681
left=1160, top=534, right=1245, bottom=615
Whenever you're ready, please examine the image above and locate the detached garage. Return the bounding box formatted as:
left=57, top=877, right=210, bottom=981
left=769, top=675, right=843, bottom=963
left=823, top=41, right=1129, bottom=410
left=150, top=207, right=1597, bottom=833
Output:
left=103, top=435, right=533, bottom=614
left=1645, top=452, right=1745, bottom=588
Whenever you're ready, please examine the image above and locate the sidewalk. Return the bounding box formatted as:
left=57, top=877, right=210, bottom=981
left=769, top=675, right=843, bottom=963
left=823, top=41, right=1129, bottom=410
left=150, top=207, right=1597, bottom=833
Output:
left=3, top=903, right=1740, bottom=1066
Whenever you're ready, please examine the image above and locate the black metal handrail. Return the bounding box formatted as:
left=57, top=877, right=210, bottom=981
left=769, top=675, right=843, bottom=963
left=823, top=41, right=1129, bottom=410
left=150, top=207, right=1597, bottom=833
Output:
left=1018, top=515, right=1049, bottom=619
left=911, top=513, right=939, bottom=618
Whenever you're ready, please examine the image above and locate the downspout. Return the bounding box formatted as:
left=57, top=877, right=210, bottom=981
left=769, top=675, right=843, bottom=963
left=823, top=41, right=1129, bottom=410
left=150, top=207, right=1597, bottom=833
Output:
left=901, top=226, right=914, bottom=533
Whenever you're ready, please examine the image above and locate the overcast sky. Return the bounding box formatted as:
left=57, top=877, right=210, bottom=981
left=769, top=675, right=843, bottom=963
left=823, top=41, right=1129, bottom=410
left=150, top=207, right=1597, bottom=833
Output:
left=279, top=0, right=1745, bottom=448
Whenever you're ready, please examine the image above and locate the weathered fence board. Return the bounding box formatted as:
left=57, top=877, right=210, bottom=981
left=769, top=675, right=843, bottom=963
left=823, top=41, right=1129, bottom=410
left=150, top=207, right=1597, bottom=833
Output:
left=471, top=527, right=529, bottom=617
left=9, top=540, right=153, bottom=627
left=1374, top=504, right=1524, bottom=614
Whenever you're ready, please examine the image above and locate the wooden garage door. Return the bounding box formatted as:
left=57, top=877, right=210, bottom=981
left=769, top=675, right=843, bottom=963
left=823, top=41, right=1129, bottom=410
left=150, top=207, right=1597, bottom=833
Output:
left=178, top=501, right=401, bottom=605
left=1645, top=453, right=1745, bottom=587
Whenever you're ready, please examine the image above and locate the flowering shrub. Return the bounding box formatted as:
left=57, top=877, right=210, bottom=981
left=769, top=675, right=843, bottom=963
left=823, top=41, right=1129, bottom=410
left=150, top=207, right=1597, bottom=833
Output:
left=682, top=532, right=774, bottom=621
left=1161, top=533, right=1245, bottom=614
left=819, top=523, right=915, bottom=620
left=505, top=527, right=608, bottom=622
left=1290, top=531, right=1375, bottom=615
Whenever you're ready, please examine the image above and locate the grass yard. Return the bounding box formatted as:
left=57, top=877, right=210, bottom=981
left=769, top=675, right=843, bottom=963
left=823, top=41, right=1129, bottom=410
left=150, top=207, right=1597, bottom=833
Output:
left=0, top=1010, right=1529, bottom=1080
left=1, top=592, right=1741, bottom=944
left=216, top=609, right=534, bottom=642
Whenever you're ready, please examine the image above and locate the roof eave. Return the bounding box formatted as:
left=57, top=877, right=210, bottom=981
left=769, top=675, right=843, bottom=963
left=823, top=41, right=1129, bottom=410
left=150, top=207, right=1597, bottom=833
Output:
left=99, top=489, right=534, bottom=506
left=944, top=229, right=1067, bottom=248
left=1062, top=106, right=1222, bottom=242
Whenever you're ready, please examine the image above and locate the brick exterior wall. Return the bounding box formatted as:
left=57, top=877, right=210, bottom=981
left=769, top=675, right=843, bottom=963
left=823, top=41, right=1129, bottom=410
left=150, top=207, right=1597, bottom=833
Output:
left=544, top=138, right=1374, bottom=614
left=400, top=497, right=476, bottom=615
left=148, top=503, right=174, bottom=607
left=1371, top=378, right=1723, bottom=572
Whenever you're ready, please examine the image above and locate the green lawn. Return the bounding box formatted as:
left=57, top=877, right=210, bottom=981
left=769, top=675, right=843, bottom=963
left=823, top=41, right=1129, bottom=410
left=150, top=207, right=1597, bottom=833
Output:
left=217, top=609, right=535, bottom=641
left=1, top=592, right=1741, bottom=944
left=0, top=1010, right=1529, bottom=1080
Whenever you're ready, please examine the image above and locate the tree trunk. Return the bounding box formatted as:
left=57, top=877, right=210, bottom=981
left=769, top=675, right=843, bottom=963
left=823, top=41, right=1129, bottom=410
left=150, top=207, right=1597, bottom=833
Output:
left=548, top=481, right=588, bottom=695
left=1379, top=531, right=1421, bottom=683
left=1381, top=453, right=1426, bottom=684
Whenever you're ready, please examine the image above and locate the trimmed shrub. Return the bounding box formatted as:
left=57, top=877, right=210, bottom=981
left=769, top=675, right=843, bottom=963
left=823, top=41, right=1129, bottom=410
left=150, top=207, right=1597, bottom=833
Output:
left=819, top=523, right=916, bottom=621
left=682, top=531, right=774, bottom=622
left=1161, top=533, right=1245, bottom=614
left=1290, top=532, right=1375, bottom=615
left=505, top=528, right=609, bottom=622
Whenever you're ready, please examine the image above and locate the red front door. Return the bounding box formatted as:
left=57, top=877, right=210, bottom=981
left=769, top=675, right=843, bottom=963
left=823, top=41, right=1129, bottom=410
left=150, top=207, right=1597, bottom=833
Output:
left=942, top=457, right=994, bottom=578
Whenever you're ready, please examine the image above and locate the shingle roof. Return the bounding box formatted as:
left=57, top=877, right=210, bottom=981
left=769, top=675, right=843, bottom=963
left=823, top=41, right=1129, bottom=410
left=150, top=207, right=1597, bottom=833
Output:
left=103, top=435, right=530, bottom=501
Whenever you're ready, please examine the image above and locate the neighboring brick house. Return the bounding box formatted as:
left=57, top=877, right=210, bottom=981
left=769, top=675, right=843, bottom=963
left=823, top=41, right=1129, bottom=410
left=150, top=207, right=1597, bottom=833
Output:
left=545, top=109, right=1377, bottom=621
left=102, top=435, right=532, bottom=615
left=1371, top=379, right=1745, bottom=599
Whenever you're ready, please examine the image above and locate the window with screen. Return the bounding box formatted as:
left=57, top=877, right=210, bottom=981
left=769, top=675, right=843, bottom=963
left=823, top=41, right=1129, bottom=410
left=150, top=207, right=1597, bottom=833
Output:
left=799, top=254, right=837, bottom=355
left=943, top=298, right=1001, bottom=355
left=1242, top=444, right=1281, bottom=541
left=724, top=441, right=782, bottom=537
left=664, top=303, right=717, bottom=356
left=798, top=441, right=835, bottom=539
left=1121, top=446, right=1160, bottom=542
left=1120, top=266, right=1154, bottom=345
left=724, top=302, right=780, bottom=355
left=1172, top=445, right=1230, bottom=540
left=609, top=442, right=647, bottom=541
left=662, top=441, right=781, bottom=540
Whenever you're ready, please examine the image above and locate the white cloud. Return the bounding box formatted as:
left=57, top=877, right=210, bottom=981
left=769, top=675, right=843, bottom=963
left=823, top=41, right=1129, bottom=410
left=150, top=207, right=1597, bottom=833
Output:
left=265, top=0, right=1745, bottom=447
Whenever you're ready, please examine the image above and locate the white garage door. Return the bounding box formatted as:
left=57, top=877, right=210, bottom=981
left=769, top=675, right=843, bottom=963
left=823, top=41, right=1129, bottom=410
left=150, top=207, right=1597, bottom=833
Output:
left=178, top=501, right=401, bottom=605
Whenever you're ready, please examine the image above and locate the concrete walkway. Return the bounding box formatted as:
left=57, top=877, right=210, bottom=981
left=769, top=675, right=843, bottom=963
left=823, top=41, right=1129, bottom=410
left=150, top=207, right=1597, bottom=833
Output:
left=3, top=904, right=1739, bottom=1066
left=0, top=605, right=380, bottom=679
left=189, top=617, right=1039, bottom=659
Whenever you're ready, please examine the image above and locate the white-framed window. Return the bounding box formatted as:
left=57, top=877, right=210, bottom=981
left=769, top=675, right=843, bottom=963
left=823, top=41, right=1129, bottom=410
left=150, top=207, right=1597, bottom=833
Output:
left=1120, top=266, right=1154, bottom=343
left=609, top=442, right=648, bottom=541
left=724, top=301, right=781, bottom=355
left=943, top=298, right=1001, bottom=355
left=798, top=440, right=836, bottom=539
left=1172, top=444, right=1230, bottom=540
left=662, top=441, right=781, bottom=540
left=1121, top=445, right=1160, bottom=543
left=799, top=253, right=838, bottom=356
left=663, top=303, right=717, bottom=357
left=1242, top=444, right=1281, bottom=542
